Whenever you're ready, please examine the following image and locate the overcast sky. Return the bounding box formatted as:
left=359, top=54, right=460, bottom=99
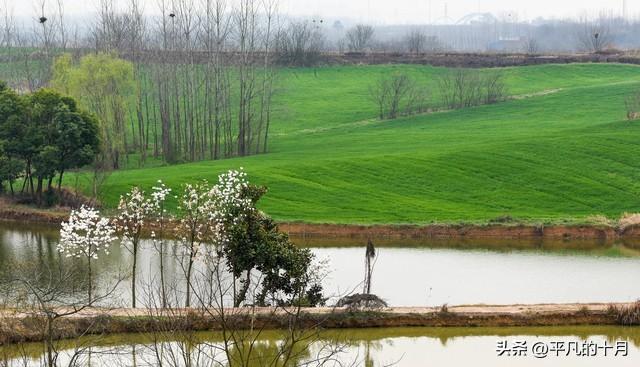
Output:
left=7, top=0, right=638, bottom=24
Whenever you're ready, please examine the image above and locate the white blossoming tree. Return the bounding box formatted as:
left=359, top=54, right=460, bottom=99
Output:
left=117, top=182, right=173, bottom=308
left=177, top=180, right=214, bottom=308
left=149, top=181, right=172, bottom=308
left=58, top=205, right=116, bottom=302
left=176, top=169, right=252, bottom=307
left=207, top=169, right=253, bottom=247
left=116, top=186, right=155, bottom=308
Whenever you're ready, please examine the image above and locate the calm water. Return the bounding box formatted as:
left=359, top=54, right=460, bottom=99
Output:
left=1, top=326, right=640, bottom=366
left=1, top=223, right=640, bottom=307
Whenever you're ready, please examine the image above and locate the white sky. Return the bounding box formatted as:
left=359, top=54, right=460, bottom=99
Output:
left=6, top=0, right=639, bottom=24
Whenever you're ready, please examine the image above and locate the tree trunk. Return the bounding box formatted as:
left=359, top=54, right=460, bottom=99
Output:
left=57, top=170, right=64, bottom=190
left=46, top=317, right=55, bottom=367
left=132, top=240, right=138, bottom=308
left=28, top=160, right=35, bottom=195
left=36, top=177, right=43, bottom=205
left=160, top=239, right=166, bottom=308
left=185, top=242, right=195, bottom=308
left=88, top=257, right=93, bottom=303
left=234, top=271, right=251, bottom=307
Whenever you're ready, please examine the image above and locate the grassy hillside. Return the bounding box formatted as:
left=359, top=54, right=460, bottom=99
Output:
left=71, top=63, right=640, bottom=224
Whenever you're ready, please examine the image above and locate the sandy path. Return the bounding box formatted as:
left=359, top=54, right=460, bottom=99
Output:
left=1, top=302, right=631, bottom=320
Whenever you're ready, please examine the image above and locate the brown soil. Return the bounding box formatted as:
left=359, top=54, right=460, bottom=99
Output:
left=319, top=52, right=640, bottom=68
left=279, top=222, right=640, bottom=240
left=2, top=201, right=640, bottom=241
left=113, top=50, right=640, bottom=68
left=0, top=303, right=627, bottom=345
left=0, top=197, right=69, bottom=225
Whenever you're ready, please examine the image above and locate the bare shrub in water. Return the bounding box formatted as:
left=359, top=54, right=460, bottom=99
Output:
left=0, top=262, right=123, bottom=367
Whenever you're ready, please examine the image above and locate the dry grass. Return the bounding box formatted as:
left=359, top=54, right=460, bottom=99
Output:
left=585, top=215, right=614, bottom=227
left=608, top=301, right=640, bottom=326
left=618, top=213, right=640, bottom=231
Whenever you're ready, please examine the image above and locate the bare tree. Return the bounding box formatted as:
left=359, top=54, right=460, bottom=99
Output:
left=363, top=240, right=375, bottom=295
left=199, top=0, right=232, bottom=161
left=152, top=0, right=176, bottom=163
left=34, top=0, right=56, bottom=57
left=137, top=259, right=348, bottom=367
left=524, top=38, right=540, bottom=54
left=345, top=24, right=374, bottom=52
left=54, top=0, right=66, bottom=51
left=0, top=262, right=122, bottom=367
left=275, top=20, right=325, bottom=66
left=439, top=69, right=482, bottom=110
left=256, top=0, right=279, bottom=155
left=483, top=72, right=508, bottom=104
left=370, top=72, right=428, bottom=119
left=233, top=0, right=279, bottom=157
left=127, top=0, right=149, bottom=167
left=405, top=28, right=427, bottom=54
left=235, top=0, right=256, bottom=157
left=577, top=16, right=614, bottom=53
left=438, top=69, right=507, bottom=109
left=0, top=0, right=17, bottom=88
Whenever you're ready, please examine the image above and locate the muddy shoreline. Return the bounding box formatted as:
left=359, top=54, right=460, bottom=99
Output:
left=0, top=303, right=632, bottom=346
left=279, top=222, right=640, bottom=240
left=2, top=204, right=640, bottom=241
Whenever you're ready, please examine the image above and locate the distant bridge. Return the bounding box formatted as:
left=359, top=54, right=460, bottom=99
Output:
left=456, top=13, right=498, bottom=25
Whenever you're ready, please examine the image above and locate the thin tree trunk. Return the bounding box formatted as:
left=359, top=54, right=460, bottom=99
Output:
left=57, top=170, right=64, bottom=190
left=88, top=257, right=93, bottom=302
left=160, top=239, right=166, bottom=308
left=132, top=239, right=138, bottom=308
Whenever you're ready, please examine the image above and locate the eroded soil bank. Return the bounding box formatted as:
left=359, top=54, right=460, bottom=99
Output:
left=0, top=303, right=631, bottom=345
left=2, top=202, right=640, bottom=242
left=280, top=223, right=640, bottom=241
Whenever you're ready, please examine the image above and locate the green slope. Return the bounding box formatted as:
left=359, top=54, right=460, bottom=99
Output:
left=76, top=63, right=640, bottom=224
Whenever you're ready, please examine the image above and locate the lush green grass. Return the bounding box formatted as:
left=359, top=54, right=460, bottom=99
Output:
left=68, top=63, right=640, bottom=225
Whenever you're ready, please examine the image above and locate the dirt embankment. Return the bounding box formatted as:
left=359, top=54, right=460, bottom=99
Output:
left=319, top=52, right=640, bottom=68
left=3, top=201, right=640, bottom=241
left=0, top=198, right=69, bottom=225
left=279, top=222, right=640, bottom=241
left=113, top=50, right=640, bottom=68
left=0, top=303, right=629, bottom=345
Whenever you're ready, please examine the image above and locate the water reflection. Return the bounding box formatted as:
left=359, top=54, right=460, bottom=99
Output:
left=2, top=223, right=640, bottom=307
left=1, top=327, right=640, bottom=366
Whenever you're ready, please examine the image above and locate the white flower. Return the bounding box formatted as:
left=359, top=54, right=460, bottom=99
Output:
left=117, top=186, right=156, bottom=248
left=58, top=205, right=116, bottom=260
left=206, top=169, right=254, bottom=246
left=175, top=169, right=255, bottom=254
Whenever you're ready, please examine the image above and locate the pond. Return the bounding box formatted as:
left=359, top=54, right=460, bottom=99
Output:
left=1, top=222, right=640, bottom=307
left=1, top=326, right=640, bottom=366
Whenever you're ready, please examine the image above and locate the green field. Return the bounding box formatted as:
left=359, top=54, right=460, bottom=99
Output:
left=71, top=63, right=640, bottom=225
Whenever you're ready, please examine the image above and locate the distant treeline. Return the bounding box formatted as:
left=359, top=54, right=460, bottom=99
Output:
left=0, top=0, right=637, bottom=171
